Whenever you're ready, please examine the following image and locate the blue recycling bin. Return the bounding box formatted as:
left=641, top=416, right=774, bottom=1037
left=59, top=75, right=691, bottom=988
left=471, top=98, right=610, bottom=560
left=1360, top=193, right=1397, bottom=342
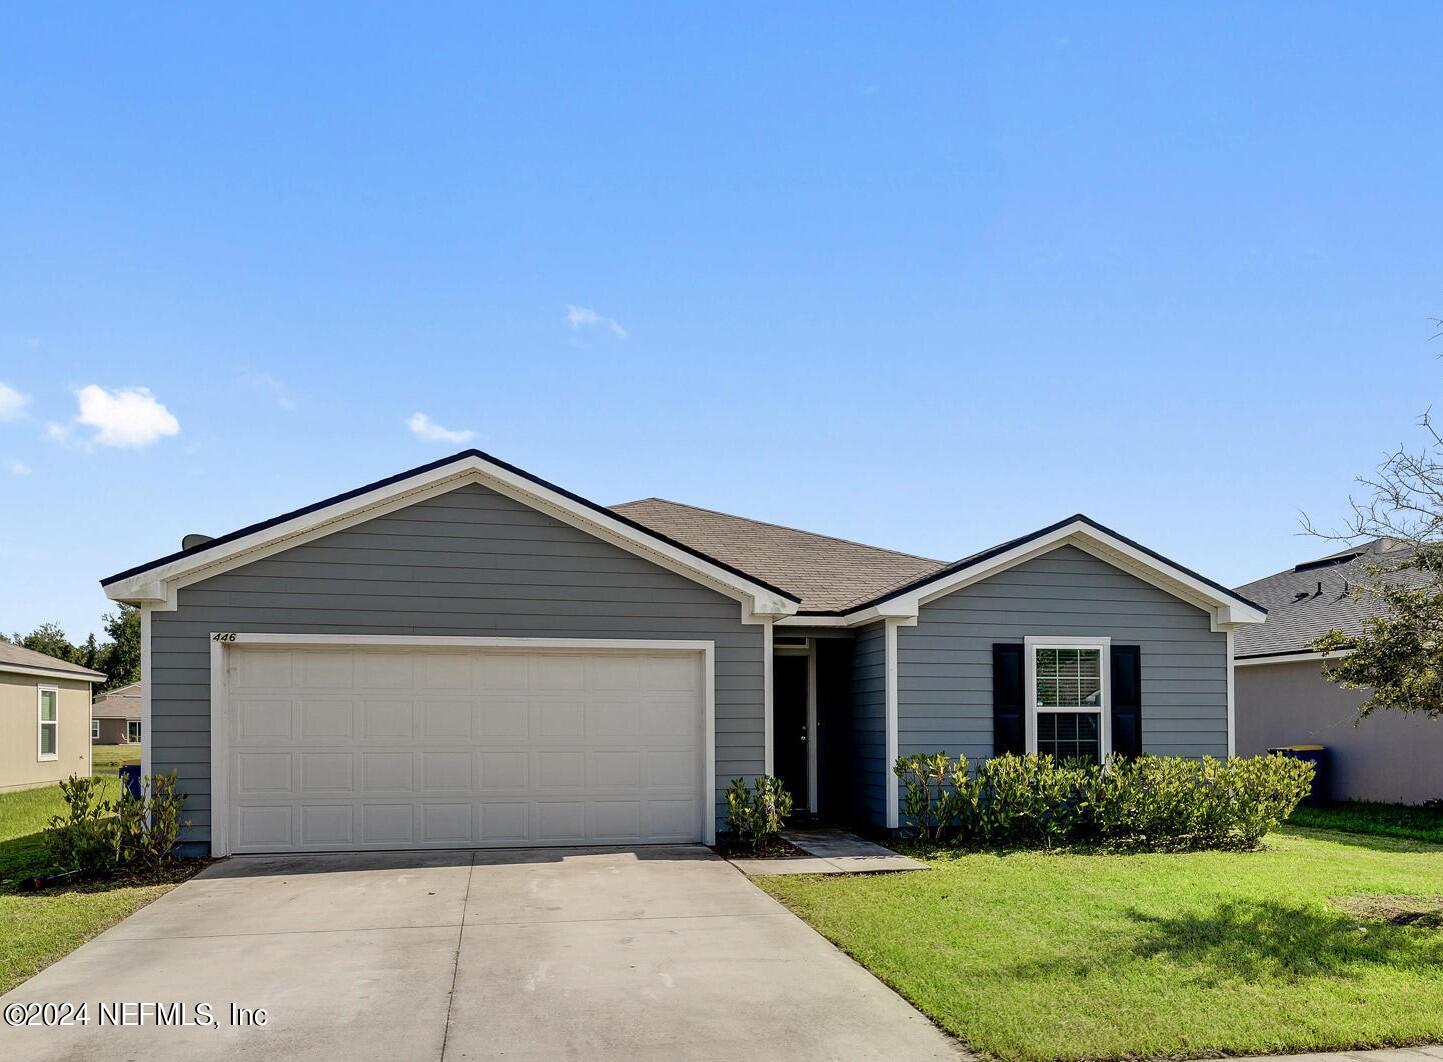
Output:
left=118, top=764, right=142, bottom=800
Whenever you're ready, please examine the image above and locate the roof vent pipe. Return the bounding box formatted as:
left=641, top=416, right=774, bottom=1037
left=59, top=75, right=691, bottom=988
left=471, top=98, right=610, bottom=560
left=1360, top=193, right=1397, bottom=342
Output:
left=181, top=533, right=214, bottom=551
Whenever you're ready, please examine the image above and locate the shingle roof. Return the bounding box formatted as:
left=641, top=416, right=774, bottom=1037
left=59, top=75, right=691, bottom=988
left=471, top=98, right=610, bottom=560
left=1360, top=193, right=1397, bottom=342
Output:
left=92, top=682, right=142, bottom=721
left=0, top=641, right=106, bottom=680
left=610, top=498, right=949, bottom=612
left=1232, top=539, right=1421, bottom=658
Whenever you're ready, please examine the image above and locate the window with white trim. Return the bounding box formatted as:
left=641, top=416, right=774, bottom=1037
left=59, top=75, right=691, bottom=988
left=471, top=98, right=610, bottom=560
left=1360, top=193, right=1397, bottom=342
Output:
left=38, top=687, right=59, bottom=761
left=128, top=720, right=142, bottom=743
left=1025, top=637, right=1110, bottom=764
left=92, top=718, right=101, bottom=741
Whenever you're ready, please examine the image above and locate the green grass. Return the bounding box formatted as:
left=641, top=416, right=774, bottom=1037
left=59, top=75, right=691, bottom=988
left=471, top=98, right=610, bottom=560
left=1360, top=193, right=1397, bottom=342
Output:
left=1291, top=801, right=1443, bottom=845
left=89, top=743, right=141, bottom=776
left=759, top=828, right=1443, bottom=1061
left=0, top=772, right=189, bottom=995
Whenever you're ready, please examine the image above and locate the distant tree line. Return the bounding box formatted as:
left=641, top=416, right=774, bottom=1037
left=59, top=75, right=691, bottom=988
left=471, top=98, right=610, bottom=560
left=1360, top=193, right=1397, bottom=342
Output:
left=3, top=605, right=140, bottom=692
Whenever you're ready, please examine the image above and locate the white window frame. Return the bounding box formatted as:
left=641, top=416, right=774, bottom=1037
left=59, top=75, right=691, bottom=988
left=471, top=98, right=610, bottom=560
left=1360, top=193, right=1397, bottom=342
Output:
left=37, top=685, right=60, bottom=761
left=1024, top=636, right=1111, bottom=762
left=92, top=718, right=101, bottom=741
left=128, top=720, right=142, bottom=743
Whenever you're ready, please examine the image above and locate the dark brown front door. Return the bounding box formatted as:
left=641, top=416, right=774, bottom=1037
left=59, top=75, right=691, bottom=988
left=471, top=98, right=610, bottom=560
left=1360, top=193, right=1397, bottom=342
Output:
left=774, top=654, right=809, bottom=810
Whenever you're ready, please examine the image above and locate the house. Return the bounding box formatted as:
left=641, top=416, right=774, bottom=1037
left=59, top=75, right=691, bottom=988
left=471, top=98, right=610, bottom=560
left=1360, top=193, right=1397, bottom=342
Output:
left=99, top=450, right=1265, bottom=856
left=0, top=642, right=104, bottom=793
left=1233, top=539, right=1443, bottom=805
left=91, top=681, right=143, bottom=745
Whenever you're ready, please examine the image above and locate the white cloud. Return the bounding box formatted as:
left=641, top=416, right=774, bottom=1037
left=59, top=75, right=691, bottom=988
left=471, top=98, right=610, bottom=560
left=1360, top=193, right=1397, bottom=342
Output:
left=9, top=459, right=30, bottom=475
left=0, top=382, right=29, bottom=421
left=406, top=412, right=475, bottom=444
left=565, top=305, right=627, bottom=339
left=62, top=385, right=181, bottom=448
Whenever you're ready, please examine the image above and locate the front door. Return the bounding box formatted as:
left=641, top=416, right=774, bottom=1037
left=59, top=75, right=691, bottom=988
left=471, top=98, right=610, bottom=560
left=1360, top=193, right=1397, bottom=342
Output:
left=773, top=653, right=809, bottom=810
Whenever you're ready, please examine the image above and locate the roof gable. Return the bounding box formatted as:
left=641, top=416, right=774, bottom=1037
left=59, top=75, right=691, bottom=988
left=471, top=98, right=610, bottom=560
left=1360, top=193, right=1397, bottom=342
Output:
left=101, top=450, right=800, bottom=619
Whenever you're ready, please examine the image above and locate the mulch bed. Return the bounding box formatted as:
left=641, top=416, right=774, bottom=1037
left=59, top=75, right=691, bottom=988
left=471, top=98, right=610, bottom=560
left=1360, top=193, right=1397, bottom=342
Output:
left=713, top=836, right=812, bottom=859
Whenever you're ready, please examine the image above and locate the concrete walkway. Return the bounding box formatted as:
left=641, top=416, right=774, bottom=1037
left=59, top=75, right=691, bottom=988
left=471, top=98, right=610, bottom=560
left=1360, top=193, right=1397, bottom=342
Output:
left=1240, top=1049, right=1443, bottom=1062
left=0, top=846, right=961, bottom=1061
left=731, top=826, right=928, bottom=876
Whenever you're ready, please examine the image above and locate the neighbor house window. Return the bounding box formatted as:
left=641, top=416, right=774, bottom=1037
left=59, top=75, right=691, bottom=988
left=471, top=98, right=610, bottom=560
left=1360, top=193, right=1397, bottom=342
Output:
left=128, top=721, right=141, bottom=743
left=92, top=718, right=101, bottom=741
left=1025, top=637, right=1110, bottom=764
left=38, top=687, right=59, bottom=760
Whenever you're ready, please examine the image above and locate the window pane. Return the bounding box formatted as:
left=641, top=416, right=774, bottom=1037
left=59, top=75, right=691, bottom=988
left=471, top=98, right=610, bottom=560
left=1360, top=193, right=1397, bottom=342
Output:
left=1034, top=647, right=1102, bottom=708
left=40, top=723, right=56, bottom=756
left=1036, top=711, right=1101, bottom=764
left=40, top=690, right=57, bottom=721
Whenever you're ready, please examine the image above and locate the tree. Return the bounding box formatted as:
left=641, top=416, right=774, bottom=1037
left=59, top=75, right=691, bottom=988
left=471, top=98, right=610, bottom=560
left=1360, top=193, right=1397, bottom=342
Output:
left=10, top=622, right=82, bottom=665
left=1304, top=410, right=1443, bottom=719
left=97, top=605, right=141, bottom=691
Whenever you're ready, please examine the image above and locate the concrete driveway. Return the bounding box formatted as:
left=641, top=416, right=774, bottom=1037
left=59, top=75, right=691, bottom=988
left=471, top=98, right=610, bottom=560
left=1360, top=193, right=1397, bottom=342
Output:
left=1, top=846, right=962, bottom=1061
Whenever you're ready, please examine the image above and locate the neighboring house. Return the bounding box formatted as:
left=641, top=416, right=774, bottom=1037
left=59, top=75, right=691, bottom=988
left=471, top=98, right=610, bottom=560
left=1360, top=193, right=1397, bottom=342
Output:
left=91, top=681, right=143, bottom=744
left=0, top=643, right=104, bottom=793
left=1234, top=539, right=1443, bottom=805
left=100, top=450, right=1265, bottom=856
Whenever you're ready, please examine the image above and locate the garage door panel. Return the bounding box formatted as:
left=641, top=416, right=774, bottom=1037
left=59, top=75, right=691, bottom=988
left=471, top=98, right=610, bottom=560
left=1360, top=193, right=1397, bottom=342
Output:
left=301, top=804, right=354, bottom=845
left=300, top=698, right=354, bottom=739
left=227, top=646, right=704, bottom=853
left=236, top=698, right=293, bottom=741
left=421, top=699, right=473, bottom=738
left=299, top=752, right=353, bottom=793
left=362, top=803, right=415, bottom=845
left=362, top=751, right=415, bottom=790
left=295, top=651, right=354, bottom=689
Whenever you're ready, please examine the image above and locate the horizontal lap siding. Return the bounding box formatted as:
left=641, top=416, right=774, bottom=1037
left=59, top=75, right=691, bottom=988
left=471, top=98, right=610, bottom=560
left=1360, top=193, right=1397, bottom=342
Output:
left=897, top=545, right=1228, bottom=765
left=151, top=483, right=764, bottom=847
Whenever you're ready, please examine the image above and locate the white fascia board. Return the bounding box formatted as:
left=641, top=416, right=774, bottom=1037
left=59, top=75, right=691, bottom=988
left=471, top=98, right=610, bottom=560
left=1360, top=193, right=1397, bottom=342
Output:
left=104, top=456, right=798, bottom=620
left=0, top=663, right=103, bottom=683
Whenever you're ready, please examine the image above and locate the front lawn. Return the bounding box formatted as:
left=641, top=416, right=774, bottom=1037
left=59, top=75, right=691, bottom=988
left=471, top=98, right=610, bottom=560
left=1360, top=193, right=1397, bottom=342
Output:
left=0, top=777, right=192, bottom=995
left=1291, top=800, right=1443, bottom=845
left=758, top=828, right=1443, bottom=1061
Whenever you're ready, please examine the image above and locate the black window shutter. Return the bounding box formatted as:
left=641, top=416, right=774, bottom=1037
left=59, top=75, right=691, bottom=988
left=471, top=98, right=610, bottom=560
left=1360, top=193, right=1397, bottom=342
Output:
left=992, top=643, right=1026, bottom=756
left=1110, top=644, right=1142, bottom=758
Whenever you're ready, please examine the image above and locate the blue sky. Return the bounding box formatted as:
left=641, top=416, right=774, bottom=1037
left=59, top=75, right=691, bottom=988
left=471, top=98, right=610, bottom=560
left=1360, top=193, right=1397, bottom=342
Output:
left=2, top=4, right=1441, bottom=640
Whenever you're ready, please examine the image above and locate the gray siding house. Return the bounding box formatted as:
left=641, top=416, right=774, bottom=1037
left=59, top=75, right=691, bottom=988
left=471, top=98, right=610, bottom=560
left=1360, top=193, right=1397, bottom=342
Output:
left=1234, top=540, right=1443, bottom=805
left=101, top=450, right=1265, bottom=855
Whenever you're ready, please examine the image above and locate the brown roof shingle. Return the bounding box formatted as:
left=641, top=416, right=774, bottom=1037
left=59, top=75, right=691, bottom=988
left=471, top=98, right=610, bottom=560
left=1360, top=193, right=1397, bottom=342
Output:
left=0, top=642, right=105, bottom=680
left=610, top=498, right=948, bottom=612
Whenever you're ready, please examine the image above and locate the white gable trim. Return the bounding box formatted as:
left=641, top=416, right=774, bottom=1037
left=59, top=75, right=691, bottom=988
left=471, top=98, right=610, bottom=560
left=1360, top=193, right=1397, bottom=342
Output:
left=779, top=520, right=1265, bottom=631
left=103, top=454, right=799, bottom=621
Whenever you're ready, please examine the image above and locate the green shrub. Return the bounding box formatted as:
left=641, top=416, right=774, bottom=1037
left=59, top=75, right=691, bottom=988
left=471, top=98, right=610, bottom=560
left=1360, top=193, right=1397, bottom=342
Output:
left=891, top=752, right=1314, bottom=852
left=725, top=775, right=794, bottom=851
left=116, top=771, right=189, bottom=874
left=47, top=771, right=190, bottom=879
left=46, top=775, right=119, bottom=874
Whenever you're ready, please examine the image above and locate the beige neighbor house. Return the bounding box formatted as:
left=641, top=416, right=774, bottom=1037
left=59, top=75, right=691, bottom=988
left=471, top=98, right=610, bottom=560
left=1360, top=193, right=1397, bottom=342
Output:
left=0, top=643, right=104, bottom=793
left=1233, top=539, right=1443, bottom=806
left=91, top=681, right=142, bottom=745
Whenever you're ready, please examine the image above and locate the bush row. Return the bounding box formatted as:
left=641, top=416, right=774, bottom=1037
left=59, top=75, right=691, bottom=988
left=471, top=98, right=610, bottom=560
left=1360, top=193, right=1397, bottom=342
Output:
left=894, top=752, right=1314, bottom=851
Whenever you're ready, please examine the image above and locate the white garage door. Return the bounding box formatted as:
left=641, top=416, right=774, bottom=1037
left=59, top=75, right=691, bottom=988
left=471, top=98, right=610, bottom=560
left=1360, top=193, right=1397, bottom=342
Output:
left=224, top=645, right=704, bottom=853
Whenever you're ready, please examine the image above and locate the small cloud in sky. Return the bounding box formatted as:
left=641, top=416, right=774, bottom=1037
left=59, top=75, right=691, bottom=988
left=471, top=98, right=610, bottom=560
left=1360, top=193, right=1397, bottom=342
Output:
left=407, top=412, right=475, bottom=444
left=860, top=83, right=880, bottom=96
left=9, top=459, right=30, bottom=475
left=0, top=382, right=29, bottom=421
left=50, top=385, right=181, bottom=449
left=565, top=305, right=627, bottom=339
left=240, top=370, right=296, bottom=410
